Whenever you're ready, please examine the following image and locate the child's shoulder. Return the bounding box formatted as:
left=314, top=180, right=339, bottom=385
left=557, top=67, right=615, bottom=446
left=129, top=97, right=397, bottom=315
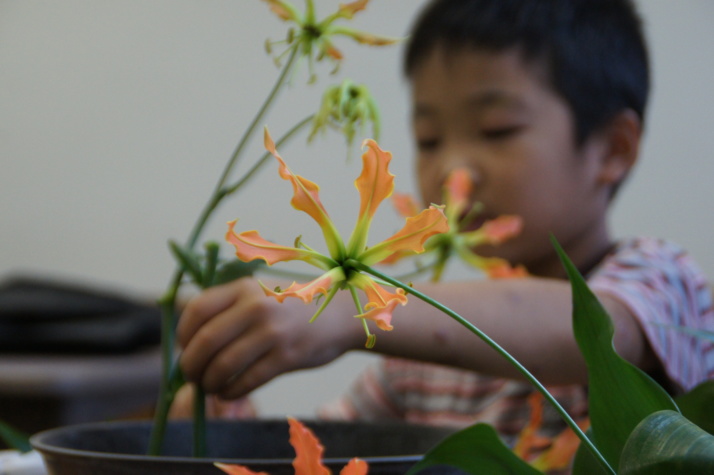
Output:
left=600, top=236, right=708, bottom=281
left=589, top=235, right=711, bottom=321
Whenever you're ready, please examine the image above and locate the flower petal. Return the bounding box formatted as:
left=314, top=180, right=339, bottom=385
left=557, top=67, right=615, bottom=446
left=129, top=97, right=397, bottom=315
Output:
left=484, top=261, right=529, bottom=279
left=261, top=267, right=346, bottom=304
left=340, top=458, right=369, bottom=475
left=322, top=40, right=343, bottom=60
left=337, top=0, right=369, bottom=19
left=356, top=139, right=395, bottom=218
left=261, top=0, right=301, bottom=22
left=329, top=26, right=401, bottom=46
left=359, top=298, right=402, bottom=331
left=391, top=192, right=421, bottom=218
left=513, top=393, right=551, bottom=460
left=481, top=215, right=523, bottom=244
left=214, top=462, right=268, bottom=475
left=360, top=205, right=449, bottom=265
left=346, top=139, right=395, bottom=255
left=460, top=215, right=523, bottom=248
left=264, top=128, right=345, bottom=259
left=531, top=420, right=590, bottom=471
left=350, top=274, right=407, bottom=331
left=454, top=246, right=528, bottom=278
left=288, top=418, right=331, bottom=475
left=444, top=168, right=473, bottom=218
left=226, top=221, right=333, bottom=269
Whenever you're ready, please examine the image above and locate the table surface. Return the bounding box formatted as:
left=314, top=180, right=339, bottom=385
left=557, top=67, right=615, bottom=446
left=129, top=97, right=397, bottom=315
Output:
left=0, top=346, right=162, bottom=396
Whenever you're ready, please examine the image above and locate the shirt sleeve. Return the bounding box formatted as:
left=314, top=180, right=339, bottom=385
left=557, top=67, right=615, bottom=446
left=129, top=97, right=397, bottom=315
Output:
left=587, top=237, right=714, bottom=392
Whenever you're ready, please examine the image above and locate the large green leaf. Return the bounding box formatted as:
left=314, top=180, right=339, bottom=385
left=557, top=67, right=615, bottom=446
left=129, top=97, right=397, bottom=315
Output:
left=619, top=410, right=714, bottom=474
left=553, top=238, right=678, bottom=470
left=571, top=428, right=610, bottom=475
left=407, top=423, right=542, bottom=475
left=675, top=380, right=714, bottom=435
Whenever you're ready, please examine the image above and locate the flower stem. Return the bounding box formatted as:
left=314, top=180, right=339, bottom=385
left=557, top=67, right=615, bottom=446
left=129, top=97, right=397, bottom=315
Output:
left=193, top=385, right=207, bottom=457
left=350, top=261, right=615, bottom=475
left=148, top=45, right=301, bottom=456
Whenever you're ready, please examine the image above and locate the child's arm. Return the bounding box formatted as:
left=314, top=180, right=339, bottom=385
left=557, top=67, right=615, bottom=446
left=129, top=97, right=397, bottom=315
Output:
left=178, top=276, right=656, bottom=400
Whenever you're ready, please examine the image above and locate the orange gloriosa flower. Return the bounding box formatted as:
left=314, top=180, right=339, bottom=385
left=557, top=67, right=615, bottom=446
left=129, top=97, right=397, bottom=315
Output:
left=261, top=0, right=399, bottom=75
left=513, top=392, right=590, bottom=473
left=216, top=417, right=368, bottom=475
left=388, top=168, right=527, bottom=281
left=226, top=128, right=448, bottom=347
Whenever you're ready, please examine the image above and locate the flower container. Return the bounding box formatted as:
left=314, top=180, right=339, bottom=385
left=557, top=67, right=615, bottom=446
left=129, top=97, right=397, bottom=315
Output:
left=31, top=419, right=459, bottom=475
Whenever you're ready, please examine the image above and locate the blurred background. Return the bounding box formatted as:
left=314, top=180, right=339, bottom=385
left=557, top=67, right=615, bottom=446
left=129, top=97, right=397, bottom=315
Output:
left=1, top=1, right=712, bottom=419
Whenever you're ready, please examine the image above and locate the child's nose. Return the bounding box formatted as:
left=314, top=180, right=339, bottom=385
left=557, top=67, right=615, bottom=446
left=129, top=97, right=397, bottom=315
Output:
left=440, top=142, right=480, bottom=181
left=439, top=157, right=480, bottom=189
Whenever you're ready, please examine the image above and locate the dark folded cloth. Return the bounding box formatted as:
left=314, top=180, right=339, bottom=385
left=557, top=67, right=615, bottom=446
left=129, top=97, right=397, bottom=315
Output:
left=0, top=275, right=162, bottom=354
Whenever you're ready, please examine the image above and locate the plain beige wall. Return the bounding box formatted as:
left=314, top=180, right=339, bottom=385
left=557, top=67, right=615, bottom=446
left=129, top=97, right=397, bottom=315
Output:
left=1, top=1, right=712, bottom=417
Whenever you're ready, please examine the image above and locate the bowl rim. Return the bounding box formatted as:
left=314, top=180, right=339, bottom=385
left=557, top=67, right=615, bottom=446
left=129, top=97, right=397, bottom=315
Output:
left=30, top=419, right=444, bottom=466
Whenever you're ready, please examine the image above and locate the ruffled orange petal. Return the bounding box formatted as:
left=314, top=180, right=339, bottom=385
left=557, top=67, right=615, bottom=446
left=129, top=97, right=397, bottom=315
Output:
left=355, top=139, right=394, bottom=220
left=484, top=261, right=529, bottom=279
left=360, top=205, right=449, bottom=265
left=340, top=458, right=369, bottom=475
left=359, top=297, right=402, bottom=331
left=264, top=128, right=344, bottom=258
left=288, top=418, right=330, bottom=475
left=513, top=393, right=551, bottom=460
left=346, top=139, right=395, bottom=254
left=337, top=0, right=369, bottom=18
left=214, top=462, right=268, bottom=475
left=226, top=221, right=332, bottom=268
left=350, top=274, right=406, bottom=331
left=391, top=192, right=420, bottom=218
left=329, top=26, right=401, bottom=46
left=532, top=419, right=590, bottom=471
left=444, top=168, right=472, bottom=218
left=261, top=268, right=346, bottom=304
left=481, top=215, right=523, bottom=244
left=262, top=0, right=301, bottom=22
left=265, top=128, right=328, bottom=224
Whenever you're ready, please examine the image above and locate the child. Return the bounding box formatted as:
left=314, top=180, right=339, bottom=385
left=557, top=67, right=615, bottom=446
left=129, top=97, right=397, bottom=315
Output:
left=177, top=0, right=713, bottom=447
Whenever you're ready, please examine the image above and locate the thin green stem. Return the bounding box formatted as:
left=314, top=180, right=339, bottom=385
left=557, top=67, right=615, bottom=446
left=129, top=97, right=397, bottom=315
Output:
left=148, top=45, right=301, bottom=456
left=349, top=261, right=615, bottom=475
left=213, top=45, right=300, bottom=202
left=193, top=385, right=207, bottom=457
left=223, top=115, right=313, bottom=197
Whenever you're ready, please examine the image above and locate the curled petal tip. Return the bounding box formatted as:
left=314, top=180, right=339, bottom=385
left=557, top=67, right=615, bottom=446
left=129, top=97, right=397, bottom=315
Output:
left=483, top=215, right=524, bottom=244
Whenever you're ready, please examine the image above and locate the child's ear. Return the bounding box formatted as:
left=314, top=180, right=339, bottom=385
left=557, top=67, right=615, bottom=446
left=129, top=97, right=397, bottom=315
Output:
left=596, top=109, right=642, bottom=186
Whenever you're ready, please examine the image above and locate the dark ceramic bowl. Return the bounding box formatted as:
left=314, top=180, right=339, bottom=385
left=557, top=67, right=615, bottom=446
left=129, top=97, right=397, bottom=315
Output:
left=31, top=419, right=462, bottom=474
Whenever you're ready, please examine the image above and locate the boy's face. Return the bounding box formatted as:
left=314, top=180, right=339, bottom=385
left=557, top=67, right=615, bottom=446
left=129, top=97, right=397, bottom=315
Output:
left=411, top=47, right=611, bottom=277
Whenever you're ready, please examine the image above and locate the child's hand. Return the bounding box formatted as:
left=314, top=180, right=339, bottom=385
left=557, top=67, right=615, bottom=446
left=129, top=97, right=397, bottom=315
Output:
left=177, top=278, right=362, bottom=400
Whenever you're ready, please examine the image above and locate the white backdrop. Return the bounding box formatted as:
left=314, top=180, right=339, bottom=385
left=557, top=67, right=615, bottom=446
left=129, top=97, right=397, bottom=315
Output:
left=1, top=1, right=712, bottom=417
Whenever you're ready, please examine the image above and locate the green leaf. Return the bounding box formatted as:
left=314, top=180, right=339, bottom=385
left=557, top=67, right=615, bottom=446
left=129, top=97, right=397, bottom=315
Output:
left=214, top=259, right=265, bottom=285
left=0, top=420, right=31, bottom=453
left=168, top=240, right=204, bottom=286
left=675, top=380, right=714, bottom=435
left=202, top=241, right=220, bottom=288
left=571, top=428, right=610, bottom=475
left=407, top=423, right=543, bottom=475
left=552, top=237, right=678, bottom=470
left=619, top=410, right=714, bottom=474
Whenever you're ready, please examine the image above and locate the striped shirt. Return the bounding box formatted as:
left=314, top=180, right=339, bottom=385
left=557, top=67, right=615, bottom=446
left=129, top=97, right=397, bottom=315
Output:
left=318, top=237, right=714, bottom=442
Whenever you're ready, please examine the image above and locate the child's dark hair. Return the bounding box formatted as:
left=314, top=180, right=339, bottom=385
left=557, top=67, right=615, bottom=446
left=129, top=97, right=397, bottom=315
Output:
left=404, top=0, right=650, bottom=145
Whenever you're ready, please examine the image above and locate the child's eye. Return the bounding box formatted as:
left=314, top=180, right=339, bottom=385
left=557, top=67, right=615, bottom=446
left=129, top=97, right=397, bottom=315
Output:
left=481, top=126, right=521, bottom=140
left=416, top=138, right=440, bottom=151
